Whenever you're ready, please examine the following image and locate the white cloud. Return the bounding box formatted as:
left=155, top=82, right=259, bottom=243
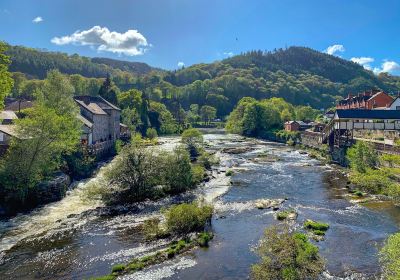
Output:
left=324, top=44, right=345, bottom=56
left=350, top=57, right=374, bottom=70
left=51, top=26, right=149, bottom=56
left=32, top=16, right=43, bottom=23
left=177, top=62, right=185, bottom=68
left=223, top=51, right=234, bottom=57
left=373, top=60, right=400, bottom=74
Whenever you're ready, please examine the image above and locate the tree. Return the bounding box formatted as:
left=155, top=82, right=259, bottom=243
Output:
left=380, top=232, right=400, bottom=280
left=200, top=105, right=217, bottom=124
left=0, top=42, right=14, bottom=109
left=251, top=226, right=325, bottom=280
left=181, top=128, right=203, bottom=159
left=98, top=74, right=119, bottom=105
left=0, top=105, right=81, bottom=198
left=146, top=127, right=158, bottom=140
left=346, top=141, right=378, bottom=173
left=163, top=146, right=193, bottom=194
left=122, top=107, right=141, bottom=132
left=117, top=89, right=142, bottom=110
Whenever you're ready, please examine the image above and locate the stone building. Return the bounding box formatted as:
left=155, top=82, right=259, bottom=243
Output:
left=74, top=96, right=121, bottom=154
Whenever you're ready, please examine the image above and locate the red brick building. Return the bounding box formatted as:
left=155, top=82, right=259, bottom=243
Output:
left=284, top=121, right=300, bottom=131
left=336, top=90, right=393, bottom=110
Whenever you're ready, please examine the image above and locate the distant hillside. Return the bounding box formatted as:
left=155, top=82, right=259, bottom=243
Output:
left=6, top=45, right=159, bottom=79
left=163, top=47, right=400, bottom=109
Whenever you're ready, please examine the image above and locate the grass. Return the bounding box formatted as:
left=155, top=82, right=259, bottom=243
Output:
left=92, top=232, right=214, bottom=279
left=304, top=220, right=330, bottom=235
left=276, top=209, right=296, bottom=221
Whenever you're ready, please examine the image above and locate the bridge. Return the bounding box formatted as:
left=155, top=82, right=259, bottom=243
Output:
left=319, top=109, right=400, bottom=148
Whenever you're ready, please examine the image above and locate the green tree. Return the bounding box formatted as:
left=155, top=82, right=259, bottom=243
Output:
left=200, top=105, right=217, bottom=124
left=0, top=105, right=81, bottom=197
left=117, top=88, right=142, bottom=110
left=98, top=74, right=119, bottom=105
left=181, top=128, right=203, bottom=159
left=251, top=226, right=325, bottom=280
left=0, top=42, right=14, bottom=109
left=122, top=107, right=141, bottom=132
left=146, top=127, right=158, bottom=140
left=346, top=141, right=378, bottom=173
left=380, top=232, right=400, bottom=280
left=164, top=146, right=193, bottom=194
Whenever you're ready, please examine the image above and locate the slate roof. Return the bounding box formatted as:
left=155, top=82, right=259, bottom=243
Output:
left=74, top=96, right=120, bottom=115
left=335, top=109, right=400, bottom=120
left=0, top=111, right=18, bottom=120
left=0, top=125, right=19, bottom=138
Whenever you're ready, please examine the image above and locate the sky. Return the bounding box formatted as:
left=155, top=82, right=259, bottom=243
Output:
left=1, top=0, right=400, bottom=74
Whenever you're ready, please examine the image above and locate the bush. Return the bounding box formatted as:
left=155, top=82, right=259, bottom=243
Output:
left=64, top=148, right=96, bottom=179
left=349, top=169, right=393, bottom=194
left=346, top=141, right=378, bottom=173
left=142, top=217, right=168, bottom=240
left=191, top=164, right=206, bottom=184
left=111, top=264, right=126, bottom=273
left=165, top=202, right=213, bottom=235
left=226, top=169, right=234, bottom=176
left=146, top=127, right=158, bottom=140
left=276, top=211, right=289, bottom=221
left=304, top=220, right=329, bottom=232
left=198, top=152, right=217, bottom=170
left=196, top=231, right=213, bottom=247
left=251, top=226, right=325, bottom=280
left=163, top=146, right=193, bottom=194
left=380, top=232, right=400, bottom=280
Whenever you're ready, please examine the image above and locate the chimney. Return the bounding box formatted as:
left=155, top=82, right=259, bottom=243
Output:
left=82, top=96, right=91, bottom=105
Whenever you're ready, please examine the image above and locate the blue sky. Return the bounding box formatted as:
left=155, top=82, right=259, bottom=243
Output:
left=1, top=0, right=400, bottom=74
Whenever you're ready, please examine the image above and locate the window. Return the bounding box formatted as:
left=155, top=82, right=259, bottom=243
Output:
left=396, top=106, right=400, bottom=110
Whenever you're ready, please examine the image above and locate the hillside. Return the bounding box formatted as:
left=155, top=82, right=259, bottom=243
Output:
left=6, top=45, right=400, bottom=112
left=6, top=45, right=159, bottom=79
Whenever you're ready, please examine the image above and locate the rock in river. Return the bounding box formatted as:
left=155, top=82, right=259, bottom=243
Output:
left=254, top=198, right=285, bottom=209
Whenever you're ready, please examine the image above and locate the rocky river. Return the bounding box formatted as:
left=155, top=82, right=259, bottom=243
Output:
left=0, top=130, right=399, bottom=279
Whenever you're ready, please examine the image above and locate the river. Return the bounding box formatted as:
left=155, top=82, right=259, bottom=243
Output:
left=0, top=131, right=399, bottom=279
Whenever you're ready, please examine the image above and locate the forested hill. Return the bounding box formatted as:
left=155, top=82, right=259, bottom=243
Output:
left=6, top=45, right=160, bottom=79
left=163, top=47, right=400, bottom=109
left=6, top=44, right=400, bottom=110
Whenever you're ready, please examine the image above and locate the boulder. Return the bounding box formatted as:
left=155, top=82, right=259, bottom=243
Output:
left=254, top=198, right=285, bottom=209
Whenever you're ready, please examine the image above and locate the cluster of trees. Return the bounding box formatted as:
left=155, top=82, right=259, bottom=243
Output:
left=103, top=128, right=211, bottom=204
left=225, top=97, right=320, bottom=138
left=0, top=70, right=82, bottom=204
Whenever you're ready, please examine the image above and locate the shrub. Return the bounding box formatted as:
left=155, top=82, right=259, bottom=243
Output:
left=276, top=211, right=289, bottom=221
left=304, top=220, right=329, bottom=232
left=226, top=170, right=234, bottom=176
left=346, top=141, right=378, bottom=173
left=146, top=127, right=158, bottom=140
left=142, top=217, right=168, bottom=240
left=111, top=264, right=126, bottom=273
left=349, top=169, right=393, bottom=194
left=191, top=164, right=206, bottom=184
left=91, top=276, right=116, bottom=280
left=165, top=202, right=213, bottom=235
left=196, top=231, right=213, bottom=247
left=251, top=226, right=325, bottom=280
left=163, top=146, right=193, bottom=194
left=380, top=232, right=400, bottom=280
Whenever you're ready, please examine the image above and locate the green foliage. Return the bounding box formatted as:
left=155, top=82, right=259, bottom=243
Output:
left=251, top=225, right=325, bottom=280
left=191, top=164, right=206, bottom=184
left=181, top=128, right=204, bottom=159
left=304, top=220, right=330, bottom=235
left=64, top=147, right=96, bottom=179
left=146, top=127, right=158, bottom=140
left=0, top=42, right=13, bottom=109
left=164, top=202, right=213, bottom=235
left=111, top=264, right=126, bottom=273
left=196, top=231, right=214, bottom=247
left=200, top=105, right=217, bottom=124
left=98, top=74, right=119, bottom=104
left=197, top=151, right=217, bottom=170
left=380, top=232, right=400, bottom=280
left=163, top=147, right=193, bottom=194
left=349, top=169, right=394, bottom=194
left=226, top=169, right=234, bottom=176
left=347, top=141, right=378, bottom=173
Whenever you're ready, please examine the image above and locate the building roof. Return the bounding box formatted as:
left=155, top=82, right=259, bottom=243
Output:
left=74, top=96, right=120, bottom=115
left=335, top=109, right=400, bottom=120
left=4, top=99, right=34, bottom=111
left=77, top=114, right=93, bottom=128
left=285, top=121, right=299, bottom=124
left=0, top=111, right=18, bottom=120
left=0, top=125, right=20, bottom=138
